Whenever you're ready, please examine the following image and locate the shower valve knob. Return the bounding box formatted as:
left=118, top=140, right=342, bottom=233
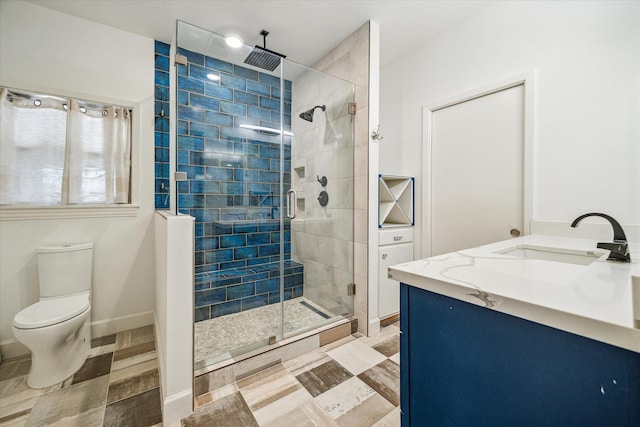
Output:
left=317, top=191, right=329, bottom=207
left=317, top=175, right=327, bottom=187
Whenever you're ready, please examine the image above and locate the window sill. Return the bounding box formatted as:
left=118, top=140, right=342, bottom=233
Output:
left=0, top=204, right=140, bottom=221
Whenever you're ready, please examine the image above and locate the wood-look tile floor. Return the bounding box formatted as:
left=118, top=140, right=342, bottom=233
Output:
left=1, top=323, right=400, bottom=427
left=184, top=323, right=401, bottom=427
left=0, top=325, right=162, bottom=427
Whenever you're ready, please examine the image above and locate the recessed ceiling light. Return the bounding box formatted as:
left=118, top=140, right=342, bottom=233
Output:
left=225, top=34, right=244, bottom=48
left=206, top=74, right=220, bottom=81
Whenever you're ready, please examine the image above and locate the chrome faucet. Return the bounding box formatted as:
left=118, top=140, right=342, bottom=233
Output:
left=570, top=212, right=631, bottom=262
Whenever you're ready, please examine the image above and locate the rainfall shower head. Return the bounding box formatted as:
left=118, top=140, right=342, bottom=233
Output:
left=299, top=105, right=326, bottom=122
left=244, top=30, right=286, bottom=72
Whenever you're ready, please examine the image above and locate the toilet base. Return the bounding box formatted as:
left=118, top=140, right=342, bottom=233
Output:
left=27, top=320, right=91, bottom=388
left=13, top=308, right=92, bottom=389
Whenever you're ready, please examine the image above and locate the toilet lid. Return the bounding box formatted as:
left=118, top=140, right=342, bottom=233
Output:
left=14, top=294, right=90, bottom=329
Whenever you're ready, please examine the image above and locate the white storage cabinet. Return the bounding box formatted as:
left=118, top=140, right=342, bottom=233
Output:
left=378, top=228, right=414, bottom=319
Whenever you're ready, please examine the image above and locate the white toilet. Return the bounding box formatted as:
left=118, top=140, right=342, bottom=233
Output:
left=12, top=243, right=93, bottom=388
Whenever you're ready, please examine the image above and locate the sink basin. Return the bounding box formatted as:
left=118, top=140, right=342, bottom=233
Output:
left=495, top=245, right=605, bottom=265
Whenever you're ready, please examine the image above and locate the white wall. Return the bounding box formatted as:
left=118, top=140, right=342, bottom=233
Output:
left=380, top=1, right=640, bottom=257
left=154, top=212, right=193, bottom=423
left=0, top=1, right=155, bottom=357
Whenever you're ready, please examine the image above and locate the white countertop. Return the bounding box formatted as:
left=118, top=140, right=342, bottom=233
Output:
left=388, top=234, right=640, bottom=353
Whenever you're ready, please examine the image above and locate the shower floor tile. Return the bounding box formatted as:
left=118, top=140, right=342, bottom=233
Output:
left=195, top=297, right=335, bottom=364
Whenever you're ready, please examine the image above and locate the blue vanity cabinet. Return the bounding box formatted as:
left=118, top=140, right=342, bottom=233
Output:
left=400, top=283, right=640, bottom=427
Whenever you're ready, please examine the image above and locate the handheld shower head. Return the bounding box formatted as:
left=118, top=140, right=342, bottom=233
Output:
left=299, top=105, right=326, bottom=122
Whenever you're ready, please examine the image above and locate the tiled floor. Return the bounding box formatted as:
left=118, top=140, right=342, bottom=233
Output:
left=0, top=325, right=162, bottom=427
left=185, top=323, right=401, bottom=426
left=195, top=297, right=337, bottom=366
left=1, top=322, right=400, bottom=427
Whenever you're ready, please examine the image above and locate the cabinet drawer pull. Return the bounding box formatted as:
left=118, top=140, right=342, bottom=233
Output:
left=393, top=236, right=403, bottom=241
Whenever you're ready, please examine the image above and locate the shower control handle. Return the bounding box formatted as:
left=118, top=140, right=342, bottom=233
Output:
left=286, top=189, right=297, bottom=219
left=317, top=191, right=329, bottom=207
left=317, top=175, right=327, bottom=187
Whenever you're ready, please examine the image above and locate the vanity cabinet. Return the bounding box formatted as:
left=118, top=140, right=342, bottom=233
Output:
left=400, top=283, right=640, bottom=427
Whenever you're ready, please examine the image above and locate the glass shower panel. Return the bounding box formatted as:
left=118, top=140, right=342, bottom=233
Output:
left=282, top=61, right=355, bottom=338
left=175, top=20, right=355, bottom=370
left=176, top=21, right=286, bottom=367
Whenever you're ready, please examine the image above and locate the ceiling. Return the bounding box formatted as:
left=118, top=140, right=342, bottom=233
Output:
left=25, top=0, right=495, bottom=67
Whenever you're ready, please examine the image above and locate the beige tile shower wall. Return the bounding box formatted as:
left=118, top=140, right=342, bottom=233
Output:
left=310, top=22, right=371, bottom=334
left=291, top=63, right=355, bottom=317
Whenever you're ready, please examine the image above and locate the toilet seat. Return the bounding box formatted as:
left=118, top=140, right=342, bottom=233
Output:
left=14, top=294, right=90, bottom=329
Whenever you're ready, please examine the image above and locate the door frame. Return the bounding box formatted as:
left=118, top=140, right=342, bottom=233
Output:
left=421, top=72, right=534, bottom=258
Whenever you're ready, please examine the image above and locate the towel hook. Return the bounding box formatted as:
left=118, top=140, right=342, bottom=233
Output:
left=371, top=125, right=383, bottom=141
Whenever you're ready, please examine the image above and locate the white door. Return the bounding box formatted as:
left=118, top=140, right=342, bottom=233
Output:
left=428, top=84, right=525, bottom=256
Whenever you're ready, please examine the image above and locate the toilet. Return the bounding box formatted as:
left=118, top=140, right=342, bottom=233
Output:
left=12, top=243, right=93, bottom=388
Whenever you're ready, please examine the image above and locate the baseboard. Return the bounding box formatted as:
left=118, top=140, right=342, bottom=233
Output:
left=2, top=311, right=156, bottom=361
left=380, top=313, right=400, bottom=327
left=0, top=338, right=29, bottom=360
left=368, top=317, right=381, bottom=337
left=162, top=389, right=193, bottom=425
left=91, top=311, right=155, bottom=339
left=154, top=312, right=167, bottom=409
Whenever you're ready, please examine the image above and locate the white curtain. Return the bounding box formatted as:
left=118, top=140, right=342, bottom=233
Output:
left=64, top=100, right=131, bottom=204
left=0, top=88, right=67, bottom=205
left=0, top=88, right=131, bottom=206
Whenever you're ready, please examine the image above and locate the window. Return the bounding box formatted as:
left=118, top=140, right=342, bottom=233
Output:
left=0, top=87, right=132, bottom=207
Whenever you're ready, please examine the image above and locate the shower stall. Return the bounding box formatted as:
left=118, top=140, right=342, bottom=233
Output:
left=174, top=21, right=356, bottom=370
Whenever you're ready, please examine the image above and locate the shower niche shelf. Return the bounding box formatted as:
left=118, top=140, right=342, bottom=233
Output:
left=294, top=165, right=305, bottom=179
left=378, top=174, right=414, bottom=228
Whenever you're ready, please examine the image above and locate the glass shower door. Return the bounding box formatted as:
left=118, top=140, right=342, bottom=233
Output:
left=282, top=61, right=355, bottom=338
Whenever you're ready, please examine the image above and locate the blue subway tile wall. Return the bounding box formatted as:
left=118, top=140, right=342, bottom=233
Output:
left=175, top=47, right=301, bottom=321
left=155, top=40, right=171, bottom=209
left=195, top=260, right=304, bottom=318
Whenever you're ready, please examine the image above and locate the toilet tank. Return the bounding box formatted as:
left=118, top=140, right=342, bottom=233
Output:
left=37, top=243, right=93, bottom=298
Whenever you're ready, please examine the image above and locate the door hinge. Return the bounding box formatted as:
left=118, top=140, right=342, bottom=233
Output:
left=347, top=283, right=356, bottom=296
left=174, top=171, right=187, bottom=181
left=348, top=102, right=357, bottom=115
left=175, top=54, right=188, bottom=66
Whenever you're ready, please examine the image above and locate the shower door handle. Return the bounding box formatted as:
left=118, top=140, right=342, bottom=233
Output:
left=286, top=189, right=297, bottom=219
